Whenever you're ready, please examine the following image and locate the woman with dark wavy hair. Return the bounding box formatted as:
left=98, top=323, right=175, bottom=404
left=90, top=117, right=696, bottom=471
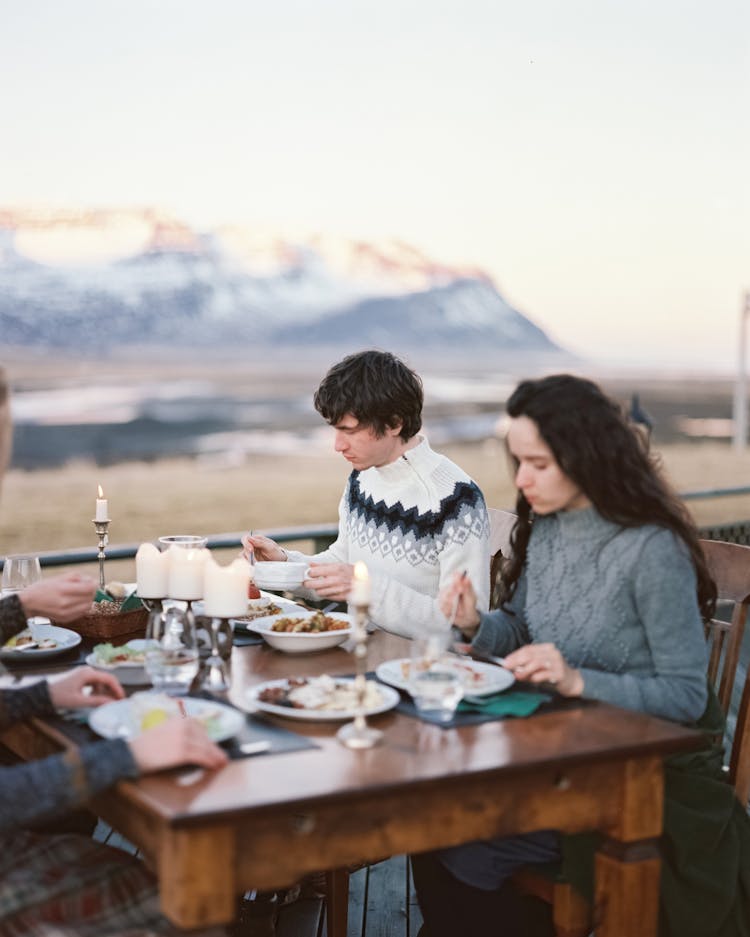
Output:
left=412, top=374, right=750, bottom=937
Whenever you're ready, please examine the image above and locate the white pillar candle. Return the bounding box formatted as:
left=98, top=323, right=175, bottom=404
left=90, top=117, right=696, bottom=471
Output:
left=168, top=546, right=208, bottom=600
left=203, top=557, right=251, bottom=618
left=95, top=485, right=108, bottom=521
left=135, top=542, right=169, bottom=598
left=349, top=561, right=371, bottom=605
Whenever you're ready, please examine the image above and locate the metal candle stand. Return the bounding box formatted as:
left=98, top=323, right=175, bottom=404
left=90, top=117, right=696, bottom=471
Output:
left=336, top=601, right=383, bottom=749
left=200, top=616, right=233, bottom=692
left=92, top=519, right=110, bottom=590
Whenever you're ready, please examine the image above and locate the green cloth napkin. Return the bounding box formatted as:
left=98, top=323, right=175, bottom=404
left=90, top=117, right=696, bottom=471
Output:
left=457, top=689, right=552, bottom=718
left=94, top=589, right=143, bottom=612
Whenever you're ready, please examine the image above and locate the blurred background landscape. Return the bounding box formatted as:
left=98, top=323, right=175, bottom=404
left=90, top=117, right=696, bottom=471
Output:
left=1, top=0, right=748, bottom=581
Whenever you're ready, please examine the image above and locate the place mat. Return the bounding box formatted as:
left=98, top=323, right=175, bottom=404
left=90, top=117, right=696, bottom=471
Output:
left=378, top=670, right=555, bottom=727
left=53, top=692, right=319, bottom=760
left=232, top=630, right=264, bottom=647
left=3, top=644, right=89, bottom=675
left=188, top=691, right=320, bottom=759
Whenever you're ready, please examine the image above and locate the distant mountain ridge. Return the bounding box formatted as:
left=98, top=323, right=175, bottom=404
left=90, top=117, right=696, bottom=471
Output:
left=0, top=207, right=561, bottom=355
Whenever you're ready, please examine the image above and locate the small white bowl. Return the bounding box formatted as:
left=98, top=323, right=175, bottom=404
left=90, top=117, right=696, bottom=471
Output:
left=252, top=611, right=353, bottom=654
left=253, top=561, right=309, bottom=590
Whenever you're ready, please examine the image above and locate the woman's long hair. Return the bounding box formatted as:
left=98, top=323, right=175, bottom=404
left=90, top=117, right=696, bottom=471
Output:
left=501, top=375, right=716, bottom=623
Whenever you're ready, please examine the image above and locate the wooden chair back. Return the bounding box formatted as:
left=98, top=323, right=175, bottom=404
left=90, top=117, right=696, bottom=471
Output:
left=699, top=539, right=750, bottom=716
left=488, top=508, right=516, bottom=609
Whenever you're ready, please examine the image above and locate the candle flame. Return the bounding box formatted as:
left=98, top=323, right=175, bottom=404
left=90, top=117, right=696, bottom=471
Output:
left=353, top=561, right=369, bottom=581
left=97, top=485, right=104, bottom=498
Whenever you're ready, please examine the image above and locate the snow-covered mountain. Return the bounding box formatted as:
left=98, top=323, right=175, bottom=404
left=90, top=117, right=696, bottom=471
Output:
left=0, top=208, right=560, bottom=354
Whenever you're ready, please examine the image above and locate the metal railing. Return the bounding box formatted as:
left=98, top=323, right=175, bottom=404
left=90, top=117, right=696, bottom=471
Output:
left=5, top=482, right=750, bottom=569
left=29, top=524, right=339, bottom=570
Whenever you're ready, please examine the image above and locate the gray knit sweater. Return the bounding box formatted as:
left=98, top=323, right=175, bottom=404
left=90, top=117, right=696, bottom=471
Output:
left=472, top=507, right=708, bottom=723
left=0, top=594, right=139, bottom=833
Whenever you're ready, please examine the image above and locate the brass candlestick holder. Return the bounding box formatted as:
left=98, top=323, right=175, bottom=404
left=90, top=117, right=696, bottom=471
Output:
left=337, top=602, right=383, bottom=749
left=92, top=518, right=110, bottom=590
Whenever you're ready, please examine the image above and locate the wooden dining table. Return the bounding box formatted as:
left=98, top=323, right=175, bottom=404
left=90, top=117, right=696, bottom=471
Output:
left=1, top=628, right=706, bottom=937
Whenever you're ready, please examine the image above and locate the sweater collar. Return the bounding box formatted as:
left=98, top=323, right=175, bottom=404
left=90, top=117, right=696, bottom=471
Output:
left=362, top=436, right=436, bottom=486
left=550, top=505, right=616, bottom=540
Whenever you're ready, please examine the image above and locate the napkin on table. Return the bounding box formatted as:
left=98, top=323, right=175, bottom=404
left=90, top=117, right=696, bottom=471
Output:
left=457, top=689, right=552, bottom=718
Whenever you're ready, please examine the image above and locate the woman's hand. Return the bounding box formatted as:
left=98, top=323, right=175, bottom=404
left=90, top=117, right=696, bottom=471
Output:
left=304, top=562, right=353, bottom=601
left=19, top=572, right=96, bottom=622
left=128, top=716, right=229, bottom=774
left=241, top=533, right=286, bottom=563
left=503, top=643, right=584, bottom=697
left=439, top=572, right=481, bottom=636
left=48, top=666, right=125, bottom=709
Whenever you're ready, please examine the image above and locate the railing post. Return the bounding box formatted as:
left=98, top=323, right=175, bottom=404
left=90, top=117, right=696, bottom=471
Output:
left=733, top=291, right=750, bottom=451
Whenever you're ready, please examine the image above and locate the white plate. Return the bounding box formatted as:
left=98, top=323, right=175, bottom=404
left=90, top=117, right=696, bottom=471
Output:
left=0, top=625, right=82, bottom=660
left=88, top=695, right=245, bottom=742
left=247, top=677, right=400, bottom=722
left=250, top=611, right=353, bottom=653
left=85, top=639, right=152, bottom=686
left=375, top=657, right=515, bottom=697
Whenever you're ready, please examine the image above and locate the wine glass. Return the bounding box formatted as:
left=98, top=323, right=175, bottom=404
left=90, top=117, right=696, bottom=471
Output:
left=144, top=605, right=200, bottom=696
left=1, top=554, right=42, bottom=597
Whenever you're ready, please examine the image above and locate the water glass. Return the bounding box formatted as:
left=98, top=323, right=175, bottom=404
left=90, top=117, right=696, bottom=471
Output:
left=145, top=605, right=200, bottom=696
left=409, top=629, right=464, bottom=722
left=2, top=554, right=42, bottom=596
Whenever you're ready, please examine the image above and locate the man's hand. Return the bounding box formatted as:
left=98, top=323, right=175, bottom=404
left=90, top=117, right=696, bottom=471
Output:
left=241, top=533, right=286, bottom=562
left=303, top=562, right=354, bottom=601
left=20, top=573, right=96, bottom=622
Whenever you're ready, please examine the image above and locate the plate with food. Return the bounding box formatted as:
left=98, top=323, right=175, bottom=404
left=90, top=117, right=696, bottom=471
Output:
left=230, top=596, right=301, bottom=632
left=88, top=691, right=245, bottom=742
left=250, top=610, right=353, bottom=653
left=247, top=675, right=399, bottom=721
left=375, top=656, right=514, bottom=697
left=85, top=639, right=154, bottom=685
left=1, top=625, right=82, bottom=660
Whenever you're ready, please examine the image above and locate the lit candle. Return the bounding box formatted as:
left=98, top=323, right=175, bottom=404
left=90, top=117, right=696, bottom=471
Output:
left=135, top=542, right=169, bottom=598
left=349, top=561, right=371, bottom=606
left=95, top=485, right=108, bottom=521
left=203, top=557, right=250, bottom=617
left=168, top=546, right=208, bottom=600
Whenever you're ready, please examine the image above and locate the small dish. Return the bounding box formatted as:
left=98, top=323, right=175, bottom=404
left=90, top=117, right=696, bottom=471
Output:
left=251, top=611, right=353, bottom=653
left=85, top=639, right=153, bottom=686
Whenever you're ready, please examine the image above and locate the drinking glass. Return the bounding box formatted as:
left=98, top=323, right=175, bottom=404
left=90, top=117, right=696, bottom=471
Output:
left=2, top=554, right=42, bottom=596
left=144, top=605, right=200, bottom=696
left=409, top=627, right=464, bottom=722
left=158, top=535, right=208, bottom=551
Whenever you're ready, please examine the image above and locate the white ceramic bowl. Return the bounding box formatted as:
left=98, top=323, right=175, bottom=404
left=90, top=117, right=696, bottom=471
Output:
left=251, top=611, right=353, bottom=653
left=253, top=561, right=309, bottom=590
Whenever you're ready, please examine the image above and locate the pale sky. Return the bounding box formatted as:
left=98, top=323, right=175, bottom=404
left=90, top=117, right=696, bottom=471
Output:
left=2, top=0, right=748, bottom=371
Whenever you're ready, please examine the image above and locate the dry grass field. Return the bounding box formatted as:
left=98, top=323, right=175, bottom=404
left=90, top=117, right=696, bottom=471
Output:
left=2, top=436, right=750, bottom=583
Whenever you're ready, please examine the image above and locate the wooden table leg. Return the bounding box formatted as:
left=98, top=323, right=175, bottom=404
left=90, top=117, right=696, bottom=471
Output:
left=325, top=868, right=351, bottom=937
left=158, top=825, right=237, bottom=928
left=594, top=756, right=664, bottom=937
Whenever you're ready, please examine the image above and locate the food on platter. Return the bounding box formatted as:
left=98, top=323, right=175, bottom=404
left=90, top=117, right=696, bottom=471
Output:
left=270, top=611, right=348, bottom=634
left=233, top=602, right=283, bottom=624
left=91, top=641, right=147, bottom=666
left=257, top=675, right=383, bottom=711
left=248, top=582, right=261, bottom=600
left=399, top=657, right=494, bottom=688
left=130, top=692, right=223, bottom=735
left=3, top=630, right=57, bottom=650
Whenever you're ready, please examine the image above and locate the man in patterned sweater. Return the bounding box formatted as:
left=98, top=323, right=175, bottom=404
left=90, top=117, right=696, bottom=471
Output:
left=244, top=350, right=490, bottom=637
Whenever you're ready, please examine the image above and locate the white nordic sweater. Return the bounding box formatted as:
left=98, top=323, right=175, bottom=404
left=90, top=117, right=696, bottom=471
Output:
left=286, top=438, right=490, bottom=638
